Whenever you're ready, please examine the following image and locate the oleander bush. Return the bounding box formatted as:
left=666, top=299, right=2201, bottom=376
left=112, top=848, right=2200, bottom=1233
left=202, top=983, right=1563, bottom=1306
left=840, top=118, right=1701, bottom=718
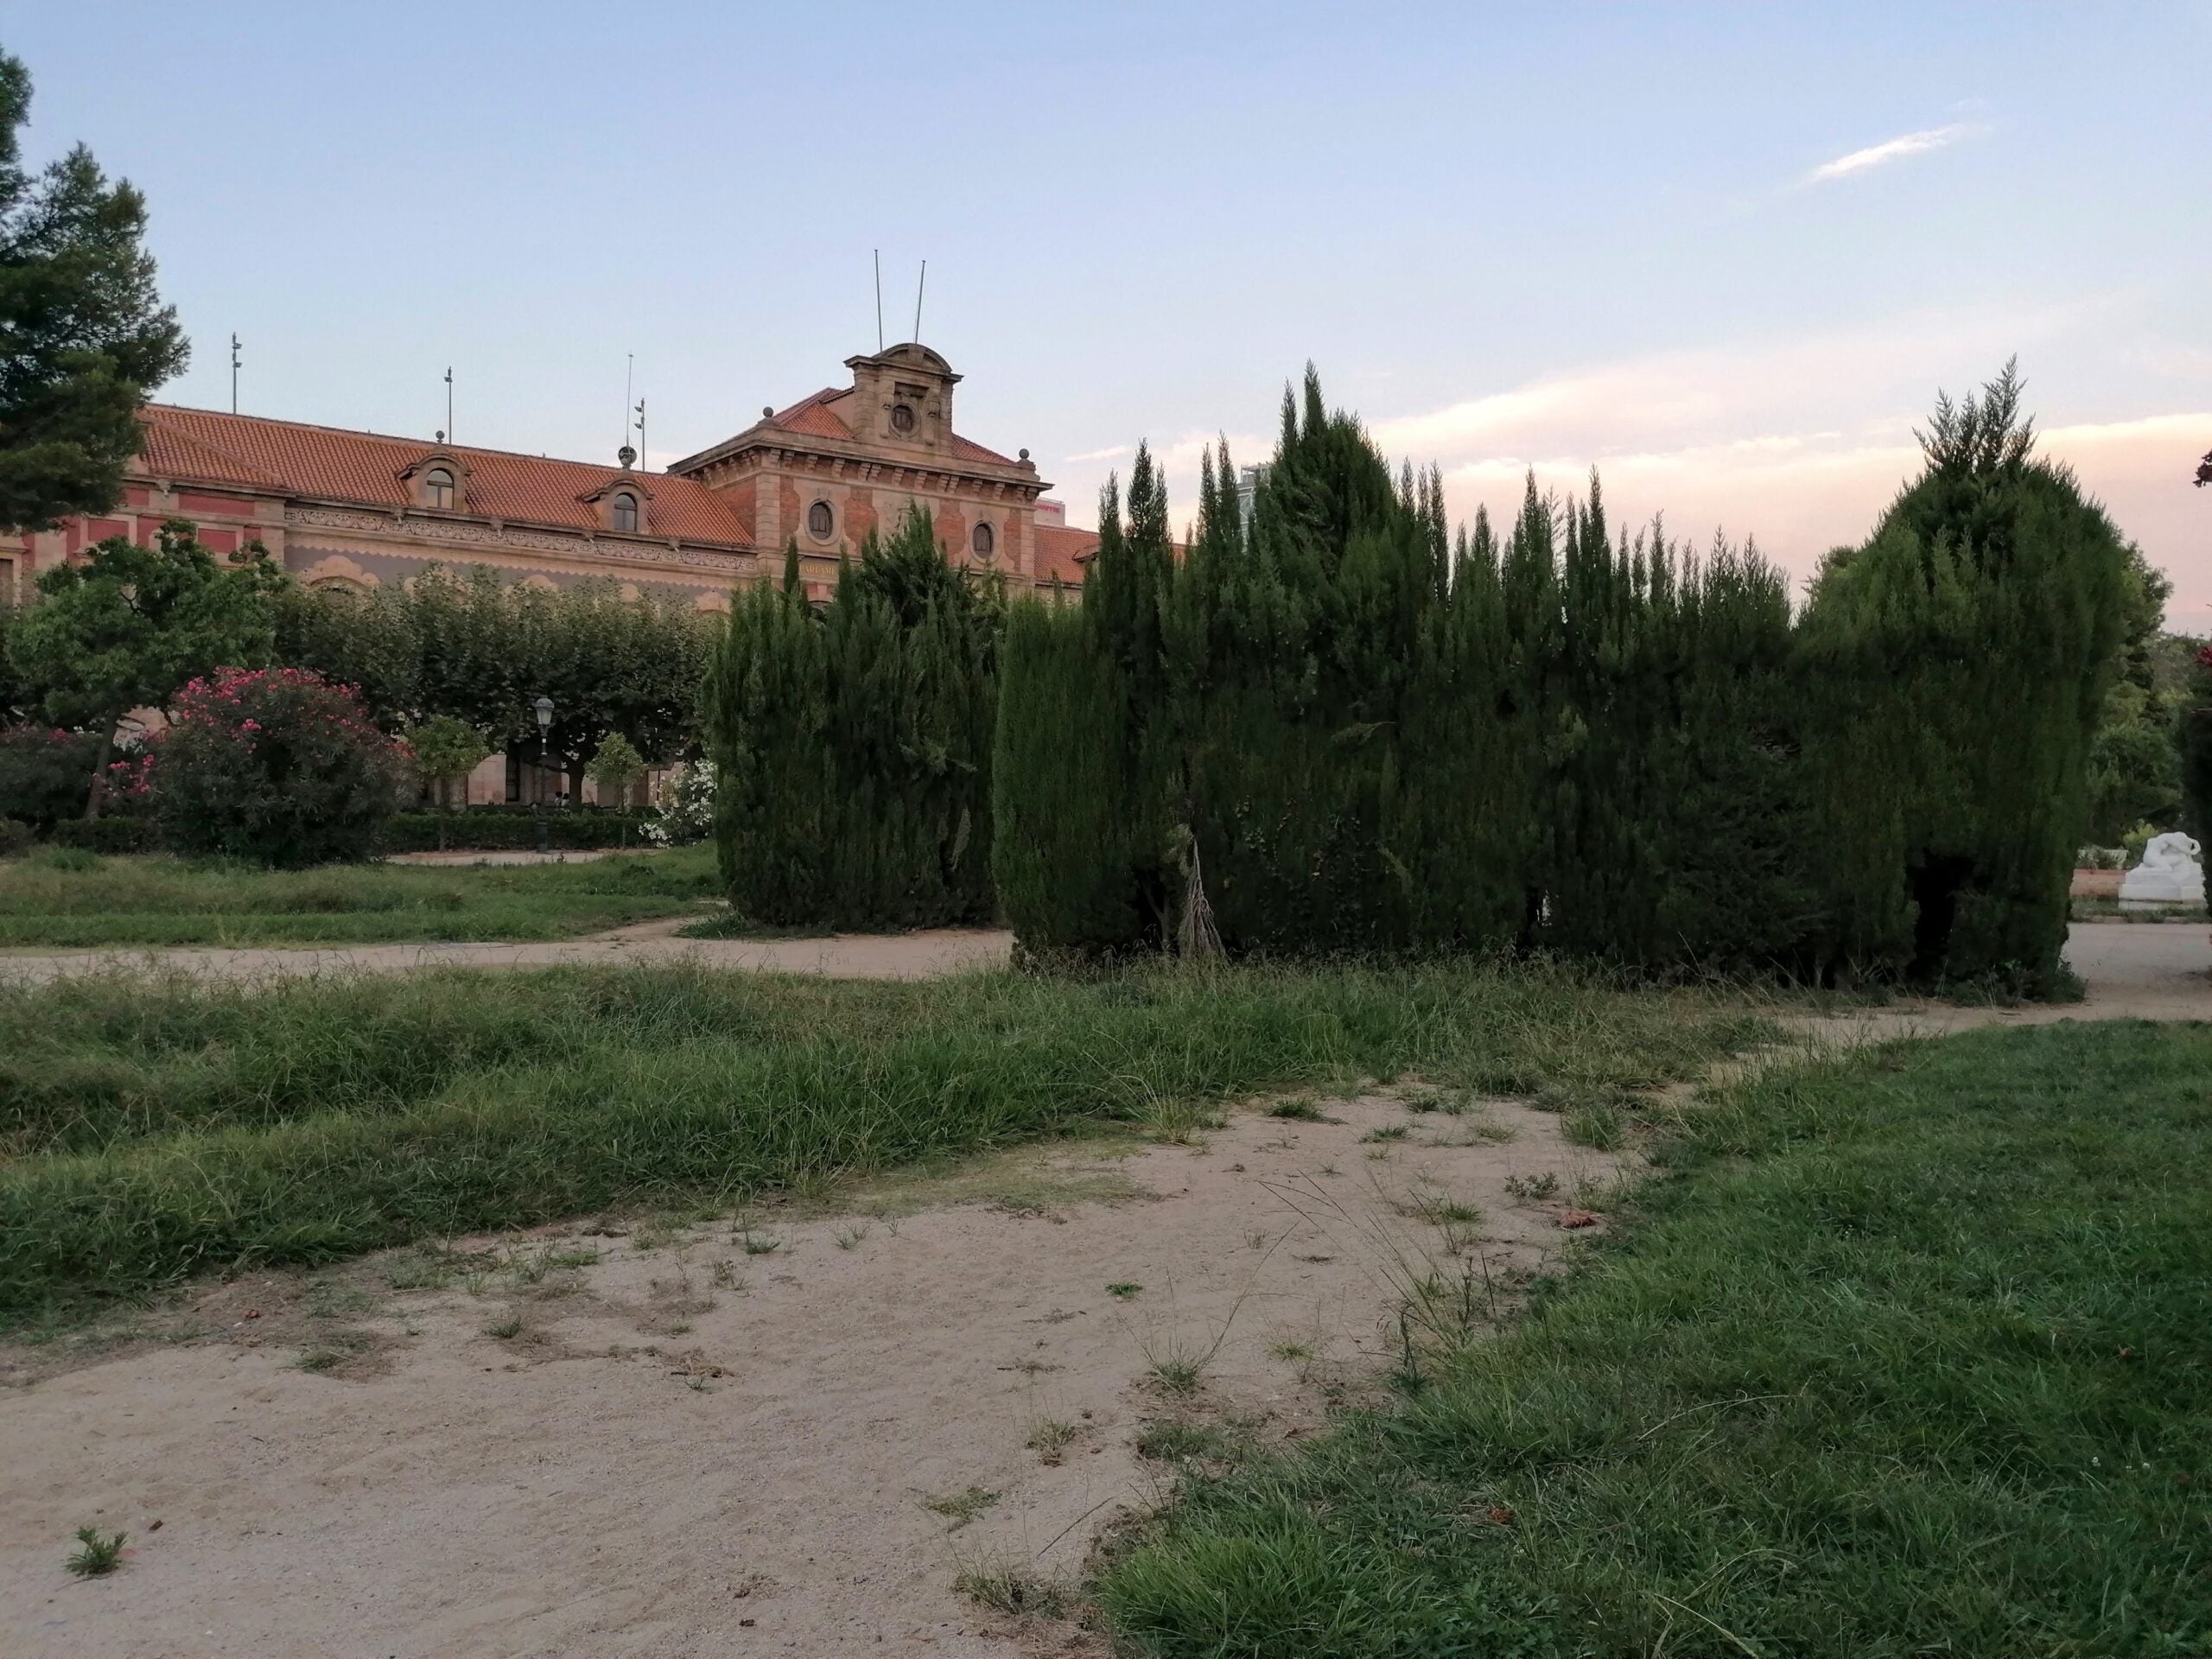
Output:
left=149, top=667, right=407, bottom=867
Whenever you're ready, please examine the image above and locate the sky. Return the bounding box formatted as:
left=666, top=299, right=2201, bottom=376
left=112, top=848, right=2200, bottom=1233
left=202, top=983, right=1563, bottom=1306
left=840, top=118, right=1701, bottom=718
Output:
left=10, top=3, right=2209, bottom=626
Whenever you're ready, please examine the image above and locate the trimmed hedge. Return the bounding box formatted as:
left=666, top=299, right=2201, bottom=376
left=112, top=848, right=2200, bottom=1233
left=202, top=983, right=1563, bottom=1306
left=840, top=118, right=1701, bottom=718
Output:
left=996, top=366, right=2127, bottom=991
left=375, top=807, right=654, bottom=854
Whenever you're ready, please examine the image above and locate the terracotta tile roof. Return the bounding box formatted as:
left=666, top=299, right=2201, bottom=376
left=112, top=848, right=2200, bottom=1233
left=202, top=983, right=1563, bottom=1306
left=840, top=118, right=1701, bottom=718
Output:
left=766, top=388, right=857, bottom=442
left=760, top=390, right=1020, bottom=468
left=1032, top=523, right=1098, bottom=586
left=950, top=433, right=1018, bottom=467
left=137, top=405, right=756, bottom=548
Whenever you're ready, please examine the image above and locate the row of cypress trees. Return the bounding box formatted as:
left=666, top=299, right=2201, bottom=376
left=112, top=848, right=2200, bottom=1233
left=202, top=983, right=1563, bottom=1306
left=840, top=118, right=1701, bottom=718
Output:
left=993, top=364, right=2130, bottom=988
left=703, top=507, right=1001, bottom=930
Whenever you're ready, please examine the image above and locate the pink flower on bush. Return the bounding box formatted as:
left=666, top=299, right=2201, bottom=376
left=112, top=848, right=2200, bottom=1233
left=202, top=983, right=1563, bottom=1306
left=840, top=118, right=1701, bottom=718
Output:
left=151, top=665, right=407, bottom=866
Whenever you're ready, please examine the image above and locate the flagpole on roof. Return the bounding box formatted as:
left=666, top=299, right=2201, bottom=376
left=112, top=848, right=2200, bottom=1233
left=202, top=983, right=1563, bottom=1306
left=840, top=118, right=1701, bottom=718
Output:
left=912, top=260, right=926, bottom=344
left=874, top=250, right=884, bottom=352
left=230, top=334, right=241, bottom=414
left=444, top=367, right=454, bottom=445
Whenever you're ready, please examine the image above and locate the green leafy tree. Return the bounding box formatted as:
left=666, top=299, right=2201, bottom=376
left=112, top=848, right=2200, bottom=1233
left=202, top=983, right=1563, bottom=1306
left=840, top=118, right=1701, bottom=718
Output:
left=0, top=49, right=188, bottom=529
left=0, top=594, right=29, bottom=721
left=407, top=714, right=489, bottom=810
left=586, top=731, right=645, bottom=810
left=8, top=520, right=282, bottom=816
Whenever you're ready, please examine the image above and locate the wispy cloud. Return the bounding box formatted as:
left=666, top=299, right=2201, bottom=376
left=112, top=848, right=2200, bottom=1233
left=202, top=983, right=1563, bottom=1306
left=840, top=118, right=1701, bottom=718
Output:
left=1800, top=121, right=1983, bottom=186
left=1063, top=443, right=1134, bottom=464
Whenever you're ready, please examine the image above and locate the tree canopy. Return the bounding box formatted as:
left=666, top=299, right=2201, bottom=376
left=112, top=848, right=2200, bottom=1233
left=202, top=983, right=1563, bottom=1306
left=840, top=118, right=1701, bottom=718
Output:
left=0, top=48, right=187, bottom=530
left=8, top=521, right=283, bottom=812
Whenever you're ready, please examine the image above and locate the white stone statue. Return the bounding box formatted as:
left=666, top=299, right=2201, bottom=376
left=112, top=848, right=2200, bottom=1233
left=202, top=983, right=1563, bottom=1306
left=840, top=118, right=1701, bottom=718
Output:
left=2118, top=832, right=2206, bottom=908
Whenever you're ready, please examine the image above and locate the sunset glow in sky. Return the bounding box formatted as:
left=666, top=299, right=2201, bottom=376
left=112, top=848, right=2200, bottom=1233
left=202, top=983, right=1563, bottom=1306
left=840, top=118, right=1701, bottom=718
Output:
left=11, top=3, right=2207, bottom=624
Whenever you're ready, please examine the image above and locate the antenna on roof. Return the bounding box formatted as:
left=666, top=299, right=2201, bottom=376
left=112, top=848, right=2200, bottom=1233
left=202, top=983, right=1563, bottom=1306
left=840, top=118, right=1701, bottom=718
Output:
left=912, top=259, right=926, bottom=344
left=874, top=250, right=884, bottom=353
left=230, top=334, right=241, bottom=415
left=623, top=353, right=634, bottom=457
left=443, top=366, right=454, bottom=445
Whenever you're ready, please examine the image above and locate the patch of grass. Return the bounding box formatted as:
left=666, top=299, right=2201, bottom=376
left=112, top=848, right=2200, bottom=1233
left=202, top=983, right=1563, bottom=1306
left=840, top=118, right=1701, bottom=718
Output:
left=66, top=1525, right=126, bottom=1578
left=1099, top=1022, right=2212, bottom=1656
left=1107, top=1282, right=1144, bottom=1300
left=1560, top=1101, right=1625, bottom=1150
left=1266, top=1099, right=1330, bottom=1122
left=738, top=1232, right=782, bottom=1255
left=482, top=1314, right=524, bottom=1340
left=1501, top=1171, right=1559, bottom=1202
left=0, top=844, right=720, bottom=948
left=1135, top=1419, right=1228, bottom=1462
left=1027, top=1419, right=1078, bottom=1459
left=1359, top=1124, right=1409, bottom=1144
left=834, top=1224, right=871, bottom=1250
left=672, top=910, right=833, bottom=940
left=954, top=1561, right=1071, bottom=1618
left=922, top=1485, right=1000, bottom=1530
left=0, top=958, right=1775, bottom=1324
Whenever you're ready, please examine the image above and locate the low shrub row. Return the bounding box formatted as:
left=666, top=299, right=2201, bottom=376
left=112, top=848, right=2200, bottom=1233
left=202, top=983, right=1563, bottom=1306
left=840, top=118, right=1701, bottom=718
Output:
left=376, top=806, right=658, bottom=853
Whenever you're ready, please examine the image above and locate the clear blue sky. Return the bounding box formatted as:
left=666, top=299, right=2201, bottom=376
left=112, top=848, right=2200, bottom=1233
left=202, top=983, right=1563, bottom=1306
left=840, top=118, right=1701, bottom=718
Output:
left=11, top=3, right=2209, bottom=621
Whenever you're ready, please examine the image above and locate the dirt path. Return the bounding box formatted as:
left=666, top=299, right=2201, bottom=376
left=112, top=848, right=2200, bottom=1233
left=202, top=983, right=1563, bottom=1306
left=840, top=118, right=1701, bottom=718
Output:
left=0, top=923, right=2199, bottom=1656
left=2, top=920, right=2202, bottom=1007
left=0, top=1092, right=1621, bottom=1658
left=1796, top=920, right=2208, bottom=1042
left=0, top=922, right=1015, bottom=987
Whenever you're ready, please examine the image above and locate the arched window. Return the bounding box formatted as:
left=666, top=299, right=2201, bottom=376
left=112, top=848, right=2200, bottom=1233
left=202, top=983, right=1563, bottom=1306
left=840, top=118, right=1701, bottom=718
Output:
left=807, top=499, right=835, bottom=540
left=424, top=467, right=454, bottom=510
left=971, top=521, right=995, bottom=559
left=611, top=491, right=639, bottom=533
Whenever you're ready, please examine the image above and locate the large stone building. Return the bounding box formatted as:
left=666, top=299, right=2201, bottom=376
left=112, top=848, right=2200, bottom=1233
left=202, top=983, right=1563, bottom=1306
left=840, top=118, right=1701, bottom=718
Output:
left=3, top=342, right=1099, bottom=611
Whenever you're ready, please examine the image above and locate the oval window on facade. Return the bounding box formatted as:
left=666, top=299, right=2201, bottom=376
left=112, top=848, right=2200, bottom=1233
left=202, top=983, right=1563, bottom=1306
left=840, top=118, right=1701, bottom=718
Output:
left=971, top=521, right=995, bottom=559
left=807, top=499, right=835, bottom=540
left=890, top=404, right=916, bottom=435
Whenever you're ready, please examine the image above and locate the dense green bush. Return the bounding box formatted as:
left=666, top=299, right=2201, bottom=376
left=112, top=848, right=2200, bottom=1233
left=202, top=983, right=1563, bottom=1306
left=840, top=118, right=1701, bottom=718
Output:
left=0, top=817, right=30, bottom=858
left=995, top=365, right=2128, bottom=989
left=2182, top=642, right=2212, bottom=842
left=1799, top=365, right=2128, bottom=986
left=706, top=508, right=1001, bottom=929
left=374, top=806, right=655, bottom=853
left=0, top=725, right=99, bottom=830
left=150, top=667, right=407, bottom=866
left=49, top=815, right=156, bottom=854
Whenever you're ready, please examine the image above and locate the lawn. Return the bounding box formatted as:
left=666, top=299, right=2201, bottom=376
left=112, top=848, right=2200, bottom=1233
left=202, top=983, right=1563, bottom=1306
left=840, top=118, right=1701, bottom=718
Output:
left=0, top=957, right=1773, bottom=1321
left=0, top=843, right=722, bottom=946
left=1098, top=1019, right=2212, bottom=1656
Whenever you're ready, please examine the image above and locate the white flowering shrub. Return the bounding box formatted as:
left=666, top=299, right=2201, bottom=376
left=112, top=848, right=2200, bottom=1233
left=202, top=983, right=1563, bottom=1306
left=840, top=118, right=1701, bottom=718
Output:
left=641, top=759, right=716, bottom=846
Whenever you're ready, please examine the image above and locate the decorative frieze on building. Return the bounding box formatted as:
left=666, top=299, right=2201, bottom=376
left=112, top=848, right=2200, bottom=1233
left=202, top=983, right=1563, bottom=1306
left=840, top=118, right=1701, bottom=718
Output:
left=283, top=505, right=753, bottom=576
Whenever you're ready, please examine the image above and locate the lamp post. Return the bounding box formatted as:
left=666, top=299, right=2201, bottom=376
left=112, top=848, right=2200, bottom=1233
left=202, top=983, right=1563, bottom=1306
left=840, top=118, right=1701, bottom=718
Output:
left=533, top=696, right=555, bottom=855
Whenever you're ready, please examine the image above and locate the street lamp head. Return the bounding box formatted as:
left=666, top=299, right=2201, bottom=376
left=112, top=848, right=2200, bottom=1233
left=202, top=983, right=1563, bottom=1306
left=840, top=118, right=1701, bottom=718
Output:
left=533, top=696, right=554, bottom=732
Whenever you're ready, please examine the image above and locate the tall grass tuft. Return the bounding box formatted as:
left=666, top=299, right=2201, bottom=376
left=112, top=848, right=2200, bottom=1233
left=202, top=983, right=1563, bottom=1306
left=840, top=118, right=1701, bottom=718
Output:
left=0, top=958, right=1768, bottom=1321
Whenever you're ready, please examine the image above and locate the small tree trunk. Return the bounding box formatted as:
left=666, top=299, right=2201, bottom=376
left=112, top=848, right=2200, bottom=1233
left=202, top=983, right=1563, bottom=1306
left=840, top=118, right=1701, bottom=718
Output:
left=83, top=723, right=118, bottom=823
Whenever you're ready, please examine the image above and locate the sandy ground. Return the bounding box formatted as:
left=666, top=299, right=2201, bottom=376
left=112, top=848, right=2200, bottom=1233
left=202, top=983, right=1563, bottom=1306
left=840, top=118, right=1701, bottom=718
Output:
left=1797, top=918, right=2209, bottom=1042
left=0, top=919, right=1015, bottom=987
left=3, top=918, right=2202, bottom=1007
left=0, top=1090, right=1623, bottom=1658
left=0, top=922, right=2201, bottom=1656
